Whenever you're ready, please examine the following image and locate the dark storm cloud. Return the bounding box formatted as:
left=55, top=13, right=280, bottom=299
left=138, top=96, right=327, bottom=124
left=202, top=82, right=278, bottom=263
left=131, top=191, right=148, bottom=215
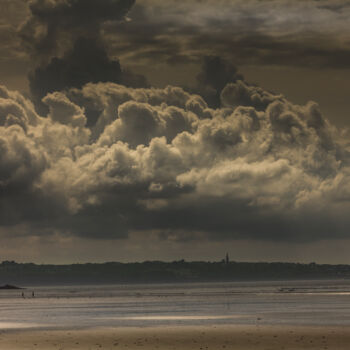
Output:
left=20, top=0, right=135, bottom=59
left=3, top=0, right=350, bottom=96
left=103, top=0, right=350, bottom=70
left=21, top=0, right=148, bottom=114
left=0, top=79, right=350, bottom=242
left=186, top=32, right=350, bottom=69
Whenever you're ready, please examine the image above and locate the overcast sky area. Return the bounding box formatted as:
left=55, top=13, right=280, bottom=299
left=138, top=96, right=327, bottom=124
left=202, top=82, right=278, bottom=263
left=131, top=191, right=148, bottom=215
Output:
left=0, top=0, right=350, bottom=264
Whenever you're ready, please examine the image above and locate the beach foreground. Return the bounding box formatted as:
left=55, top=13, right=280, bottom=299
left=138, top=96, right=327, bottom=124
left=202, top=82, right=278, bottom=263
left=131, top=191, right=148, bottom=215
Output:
left=1, top=325, right=349, bottom=350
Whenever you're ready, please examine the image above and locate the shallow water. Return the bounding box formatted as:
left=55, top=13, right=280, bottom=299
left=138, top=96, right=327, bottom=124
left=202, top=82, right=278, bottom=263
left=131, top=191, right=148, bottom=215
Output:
left=1, top=280, right=350, bottom=330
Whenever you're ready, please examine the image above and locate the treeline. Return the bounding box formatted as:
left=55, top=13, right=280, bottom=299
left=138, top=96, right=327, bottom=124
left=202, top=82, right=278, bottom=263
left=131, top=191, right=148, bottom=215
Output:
left=0, top=260, right=350, bottom=285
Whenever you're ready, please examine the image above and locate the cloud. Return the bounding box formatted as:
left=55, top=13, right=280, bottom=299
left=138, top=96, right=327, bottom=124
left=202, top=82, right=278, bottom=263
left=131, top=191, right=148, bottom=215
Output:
left=221, top=80, right=284, bottom=111
left=4, top=0, right=350, bottom=102
left=103, top=0, right=350, bottom=72
left=195, top=56, right=243, bottom=108
left=21, top=0, right=148, bottom=114
left=0, top=78, right=349, bottom=243
left=29, top=37, right=123, bottom=114
left=20, top=0, right=135, bottom=60
left=43, top=91, right=87, bottom=127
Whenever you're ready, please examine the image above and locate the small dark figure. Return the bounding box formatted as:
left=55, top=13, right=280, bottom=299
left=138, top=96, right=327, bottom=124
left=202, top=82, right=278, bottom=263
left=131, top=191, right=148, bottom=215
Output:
left=32, top=291, right=35, bottom=298
left=21, top=292, right=24, bottom=298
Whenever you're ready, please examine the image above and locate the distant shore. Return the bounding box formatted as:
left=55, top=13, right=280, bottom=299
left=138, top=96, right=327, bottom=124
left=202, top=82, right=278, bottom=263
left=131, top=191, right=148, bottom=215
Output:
left=1, top=325, right=349, bottom=350
left=1, top=260, right=350, bottom=285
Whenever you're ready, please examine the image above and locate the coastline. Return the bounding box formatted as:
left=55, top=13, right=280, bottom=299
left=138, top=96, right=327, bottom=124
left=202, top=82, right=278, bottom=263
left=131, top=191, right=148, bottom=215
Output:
left=1, top=324, right=349, bottom=349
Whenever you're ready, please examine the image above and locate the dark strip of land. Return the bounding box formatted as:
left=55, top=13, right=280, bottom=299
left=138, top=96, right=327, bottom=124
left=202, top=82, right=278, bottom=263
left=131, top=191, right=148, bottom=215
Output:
left=0, top=260, right=349, bottom=285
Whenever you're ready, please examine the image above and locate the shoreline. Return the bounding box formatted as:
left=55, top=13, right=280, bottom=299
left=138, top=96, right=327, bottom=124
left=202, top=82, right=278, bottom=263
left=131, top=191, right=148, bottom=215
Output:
left=1, top=324, right=350, bottom=349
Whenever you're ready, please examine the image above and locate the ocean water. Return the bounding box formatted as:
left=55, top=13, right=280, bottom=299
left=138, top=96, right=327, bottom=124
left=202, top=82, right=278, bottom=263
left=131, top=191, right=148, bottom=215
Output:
left=1, top=280, right=350, bottom=330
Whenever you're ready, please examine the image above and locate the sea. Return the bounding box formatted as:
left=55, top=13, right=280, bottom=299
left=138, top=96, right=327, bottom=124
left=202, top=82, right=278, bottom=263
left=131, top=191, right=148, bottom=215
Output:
left=1, top=279, right=350, bottom=330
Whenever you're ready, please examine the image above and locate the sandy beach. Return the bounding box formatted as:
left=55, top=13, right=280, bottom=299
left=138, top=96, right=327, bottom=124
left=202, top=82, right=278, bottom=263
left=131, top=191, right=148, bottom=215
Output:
left=0, top=325, right=349, bottom=350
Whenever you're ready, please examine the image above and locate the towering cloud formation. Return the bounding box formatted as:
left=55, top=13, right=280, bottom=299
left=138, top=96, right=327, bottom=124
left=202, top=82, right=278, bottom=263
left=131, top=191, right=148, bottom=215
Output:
left=0, top=79, right=349, bottom=242
left=21, top=0, right=135, bottom=60
left=20, top=0, right=148, bottom=114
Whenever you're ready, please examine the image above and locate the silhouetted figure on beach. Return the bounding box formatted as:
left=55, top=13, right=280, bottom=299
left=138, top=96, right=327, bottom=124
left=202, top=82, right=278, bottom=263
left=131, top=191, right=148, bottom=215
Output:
left=21, top=292, right=24, bottom=298
left=32, top=291, right=35, bottom=298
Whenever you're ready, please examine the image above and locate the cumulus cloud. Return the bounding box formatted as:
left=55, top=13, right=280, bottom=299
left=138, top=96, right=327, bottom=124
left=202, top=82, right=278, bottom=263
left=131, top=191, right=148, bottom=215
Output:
left=221, top=80, right=284, bottom=111
left=0, top=78, right=349, bottom=243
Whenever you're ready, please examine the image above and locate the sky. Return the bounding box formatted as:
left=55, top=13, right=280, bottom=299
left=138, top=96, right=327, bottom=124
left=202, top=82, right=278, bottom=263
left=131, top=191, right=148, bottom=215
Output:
left=0, top=0, right=350, bottom=264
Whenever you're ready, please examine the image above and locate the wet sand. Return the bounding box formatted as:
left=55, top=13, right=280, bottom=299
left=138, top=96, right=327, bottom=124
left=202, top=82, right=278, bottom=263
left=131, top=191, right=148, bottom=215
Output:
left=0, top=325, right=349, bottom=350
